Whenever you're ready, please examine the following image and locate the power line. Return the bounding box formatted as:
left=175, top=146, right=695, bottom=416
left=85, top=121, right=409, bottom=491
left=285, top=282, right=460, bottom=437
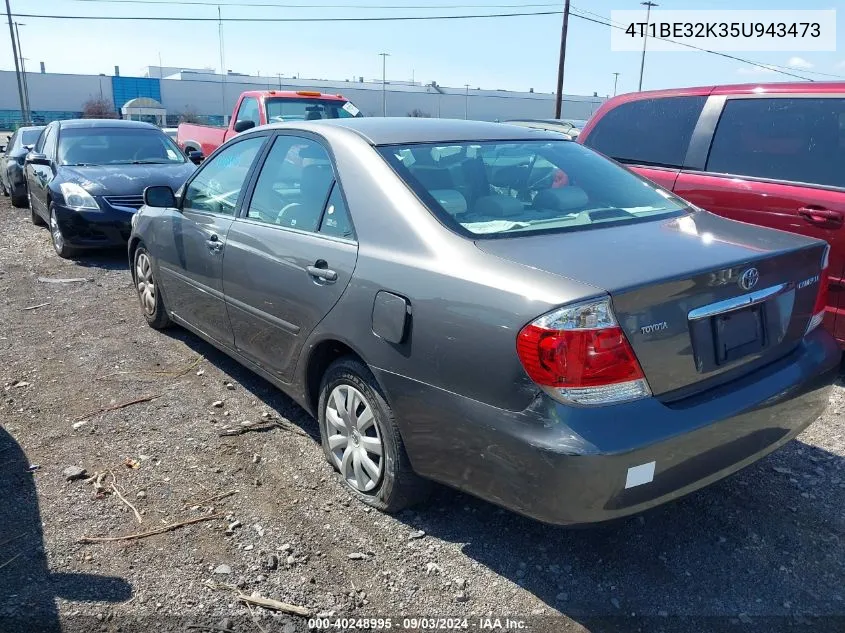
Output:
left=13, top=9, right=563, bottom=21
left=49, top=0, right=562, bottom=7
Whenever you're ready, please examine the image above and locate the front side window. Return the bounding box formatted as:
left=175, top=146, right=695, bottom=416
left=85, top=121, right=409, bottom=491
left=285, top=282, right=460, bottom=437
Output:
left=706, top=97, right=845, bottom=189
left=35, top=125, right=53, bottom=154
left=183, top=136, right=266, bottom=216
left=378, top=140, right=689, bottom=238
left=19, top=129, right=41, bottom=147
left=265, top=98, right=361, bottom=123
left=235, top=97, right=261, bottom=126
left=42, top=126, right=58, bottom=159
left=58, top=128, right=187, bottom=166
left=584, top=96, right=706, bottom=168
left=246, top=136, right=336, bottom=232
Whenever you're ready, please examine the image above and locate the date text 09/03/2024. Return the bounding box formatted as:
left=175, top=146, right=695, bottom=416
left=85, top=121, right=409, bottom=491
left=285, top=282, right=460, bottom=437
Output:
left=308, top=617, right=528, bottom=630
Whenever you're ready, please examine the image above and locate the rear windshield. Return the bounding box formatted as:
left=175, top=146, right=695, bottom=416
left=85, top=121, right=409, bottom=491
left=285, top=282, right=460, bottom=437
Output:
left=377, top=140, right=689, bottom=238
left=58, top=128, right=187, bottom=166
left=266, top=98, right=361, bottom=123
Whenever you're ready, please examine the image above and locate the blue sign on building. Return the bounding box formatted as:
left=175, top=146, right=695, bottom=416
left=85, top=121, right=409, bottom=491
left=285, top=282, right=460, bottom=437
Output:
left=111, top=76, right=162, bottom=109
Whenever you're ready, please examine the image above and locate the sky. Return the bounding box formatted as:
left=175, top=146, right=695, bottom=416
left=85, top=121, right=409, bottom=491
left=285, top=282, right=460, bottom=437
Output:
left=1, top=0, right=843, bottom=97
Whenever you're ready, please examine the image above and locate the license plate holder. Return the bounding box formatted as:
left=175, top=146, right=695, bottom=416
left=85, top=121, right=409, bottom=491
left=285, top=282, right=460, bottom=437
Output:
left=712, top=304, right=767, bottom=365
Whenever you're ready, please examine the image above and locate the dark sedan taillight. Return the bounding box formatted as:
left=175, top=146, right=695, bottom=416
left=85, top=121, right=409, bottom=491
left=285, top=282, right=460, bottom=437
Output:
left=516, top=298, right=651, bottom=406
left=806, top=245, right=830, bottom=335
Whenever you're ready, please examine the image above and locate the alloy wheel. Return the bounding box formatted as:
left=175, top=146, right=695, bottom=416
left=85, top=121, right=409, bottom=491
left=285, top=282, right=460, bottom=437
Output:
left=135, top=252, right=156, bottom=315
left=325, top=384, right=384, bottom=492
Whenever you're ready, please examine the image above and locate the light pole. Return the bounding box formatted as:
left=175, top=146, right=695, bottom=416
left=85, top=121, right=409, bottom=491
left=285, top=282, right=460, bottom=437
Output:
left=4, top=0, right=26, bottom=127
left=464, top=84, right=470, bottom=119
left=612, top=72, right=621, bottom=96
left=379, top=52, right=390, bottom=116
left=638, top=1, right=658, bottom=91
left=14, top=22, right=31, bottom=124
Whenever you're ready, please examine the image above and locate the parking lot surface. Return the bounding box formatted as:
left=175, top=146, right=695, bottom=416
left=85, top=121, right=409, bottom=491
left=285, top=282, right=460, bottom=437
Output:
left=0, top=196, right=843, bottom=633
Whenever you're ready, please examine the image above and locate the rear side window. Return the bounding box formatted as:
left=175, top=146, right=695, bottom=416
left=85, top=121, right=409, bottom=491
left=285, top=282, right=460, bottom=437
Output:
left=584, top=96, right=706, bottom=168
left=706, top=98, right=845, bottom=189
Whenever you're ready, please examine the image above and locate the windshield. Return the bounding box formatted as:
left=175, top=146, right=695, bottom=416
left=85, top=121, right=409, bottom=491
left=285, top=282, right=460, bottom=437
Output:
left=58, top=128, right=187, bottom=166
left=377, top=140, right=690, bottom=238
left=19, top=129, right=42, bottom=146
left=265, top=98, right=361, bottom=123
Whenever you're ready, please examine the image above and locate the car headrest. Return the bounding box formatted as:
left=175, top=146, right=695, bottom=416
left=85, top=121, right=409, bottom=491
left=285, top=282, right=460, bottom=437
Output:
left=473, top=195, right=525, bottom=218
left=300, top=163, right=333, bottom=200
left=533, top=186, right=589, bottom=212
left=429, top=189, right=467, bottom=216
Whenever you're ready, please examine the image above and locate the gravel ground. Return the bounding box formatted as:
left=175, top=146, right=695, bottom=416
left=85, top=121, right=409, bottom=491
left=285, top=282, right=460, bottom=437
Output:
left=0, top=195, right=843, bottom=633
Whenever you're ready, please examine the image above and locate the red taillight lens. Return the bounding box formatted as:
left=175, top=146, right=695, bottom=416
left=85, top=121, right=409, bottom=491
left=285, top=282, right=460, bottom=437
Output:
left=807, top=245, right=830, bottom=334
left=516, top=298, right=650, bottom=406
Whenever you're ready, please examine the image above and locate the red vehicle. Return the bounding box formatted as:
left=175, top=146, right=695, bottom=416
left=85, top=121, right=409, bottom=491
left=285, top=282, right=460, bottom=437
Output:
left=177, top=90, right=362, bottom=160
left=578, top=82, right=845, bottom=346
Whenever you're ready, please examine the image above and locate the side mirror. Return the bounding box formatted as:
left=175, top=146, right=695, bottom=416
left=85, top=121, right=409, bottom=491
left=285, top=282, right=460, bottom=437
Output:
left=0, top=145, right=5, bottom=153
left=143, top=185, right=177, bottom=208
left=23, top=144, right=34, bottom=151
left=233, top=119, right=256, bottom=133
left=187, top=150, right=204, bottom=165
left=26, top=152, right=50, bottom=166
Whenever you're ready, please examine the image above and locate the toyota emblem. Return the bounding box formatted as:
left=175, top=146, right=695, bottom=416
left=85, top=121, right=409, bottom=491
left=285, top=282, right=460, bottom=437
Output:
left=739, top=268, right=759, bottom=291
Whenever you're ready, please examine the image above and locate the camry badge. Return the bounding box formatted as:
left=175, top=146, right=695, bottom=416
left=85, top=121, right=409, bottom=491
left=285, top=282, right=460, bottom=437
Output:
left=739, top=268, right=759, bottom=291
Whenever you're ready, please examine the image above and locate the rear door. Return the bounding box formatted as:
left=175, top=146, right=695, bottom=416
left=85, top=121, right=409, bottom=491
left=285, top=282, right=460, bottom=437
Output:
left=673, top=96, right=845, bottom=342
left=580, top=95, right=707, bottom=191
left=222, top=133, right=358, bottom=382
left=154, top=134, right=268, bottom=346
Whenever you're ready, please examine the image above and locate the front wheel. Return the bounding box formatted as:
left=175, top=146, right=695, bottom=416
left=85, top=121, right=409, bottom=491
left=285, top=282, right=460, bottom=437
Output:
left=134, top=245, right=171, bottom=329
left=49, top=206, right=77, bottom=258
left=318, top=357, right=430, bottom=513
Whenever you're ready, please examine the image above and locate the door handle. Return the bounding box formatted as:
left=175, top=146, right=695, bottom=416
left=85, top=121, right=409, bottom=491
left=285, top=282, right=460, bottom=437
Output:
left=798, top=207, right=844, bottom=225
left=306, top=260, right=338, bottom=282
left=206, top=234, right=224, bottom=253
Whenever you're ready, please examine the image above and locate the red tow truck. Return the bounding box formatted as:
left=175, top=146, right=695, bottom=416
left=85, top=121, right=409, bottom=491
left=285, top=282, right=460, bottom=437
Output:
left=177, top=90, right=362, bottom=161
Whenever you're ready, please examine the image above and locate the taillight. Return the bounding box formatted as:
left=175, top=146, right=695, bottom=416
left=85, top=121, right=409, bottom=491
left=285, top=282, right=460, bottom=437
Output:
left=516, top=298, right=651, bottom=406
left=806, top=245, right=830, bottom=334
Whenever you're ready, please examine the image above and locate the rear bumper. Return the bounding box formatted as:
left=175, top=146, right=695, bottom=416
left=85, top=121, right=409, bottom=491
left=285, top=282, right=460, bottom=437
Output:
left=375, top=327, right=842, bottom=525
left=53, top=202, right=133, bottom=248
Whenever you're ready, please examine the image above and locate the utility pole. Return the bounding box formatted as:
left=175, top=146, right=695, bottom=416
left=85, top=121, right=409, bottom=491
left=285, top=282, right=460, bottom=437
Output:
left=379, top=52, right=390, bottom=116
left=554, top=0, right=571, bottom=119
left=638, top=1, right=658, bottom=91
left=612, top=72, right=621, bottom=96
left=14, top=22, right=30, bottom=124
left=4, top=0, right=26, bottom=127
left=217, top=6, right=229, bottom=125
left=464, top=84, right=470, bottom=119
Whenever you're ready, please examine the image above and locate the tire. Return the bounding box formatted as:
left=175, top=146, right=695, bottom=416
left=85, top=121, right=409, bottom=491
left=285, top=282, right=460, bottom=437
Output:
left=133, top=244, right=171, bottom=330
left=0, top=179, right=8, bottom=196
left=11, top=192, right=27, bottom=208
left=29, top=196, right=45, bottom=226
left=48, top=205, right=77, bottom=259
left=318, top=357, right=430, bottom=512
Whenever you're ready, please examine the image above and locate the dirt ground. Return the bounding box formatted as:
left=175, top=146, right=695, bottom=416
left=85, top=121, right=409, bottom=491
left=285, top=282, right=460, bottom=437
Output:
left=0, top=195, right=844, bottom=633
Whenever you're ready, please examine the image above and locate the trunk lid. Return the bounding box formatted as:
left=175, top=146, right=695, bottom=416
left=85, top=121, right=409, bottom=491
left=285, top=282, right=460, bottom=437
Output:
left=475, top=211, right=827, bottom=399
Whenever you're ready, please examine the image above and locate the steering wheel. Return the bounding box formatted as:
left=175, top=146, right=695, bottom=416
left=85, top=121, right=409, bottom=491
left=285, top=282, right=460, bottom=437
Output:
left=276, top=202, right=301, bottom=226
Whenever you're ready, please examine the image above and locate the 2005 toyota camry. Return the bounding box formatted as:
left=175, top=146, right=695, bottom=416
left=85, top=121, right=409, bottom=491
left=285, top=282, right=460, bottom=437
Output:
left=128, top=118, right=841, bottom=525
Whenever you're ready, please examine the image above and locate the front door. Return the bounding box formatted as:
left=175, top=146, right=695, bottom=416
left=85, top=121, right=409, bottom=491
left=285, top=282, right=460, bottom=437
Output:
left=154, top=135, right=268, bottom=347
left=222, top=134, right=359, bottom=381
left=26, top=124, right=57, bottom=218
left=673, top=96, right=845, bottom=341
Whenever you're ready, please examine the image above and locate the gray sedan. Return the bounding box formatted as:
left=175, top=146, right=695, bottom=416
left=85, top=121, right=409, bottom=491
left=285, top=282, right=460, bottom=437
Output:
left=129, top=118, right=841, bottom=525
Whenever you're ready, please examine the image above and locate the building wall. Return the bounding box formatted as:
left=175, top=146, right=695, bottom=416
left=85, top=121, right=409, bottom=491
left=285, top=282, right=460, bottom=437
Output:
left=1, top=69, right=604, bottom=129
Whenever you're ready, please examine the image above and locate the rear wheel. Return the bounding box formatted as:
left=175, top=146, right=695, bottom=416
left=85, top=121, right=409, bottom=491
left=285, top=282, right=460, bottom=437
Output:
left=11, top=190, right=27, bottom=208
left=0, top=179, right=8, bottom=196
left=29, top=193, right=45, bottom=226
left=49, top=205, right=77, bottom=259
left=134, top=245, right=171, bottom=329
left=318, top=357, right=430, bottom=512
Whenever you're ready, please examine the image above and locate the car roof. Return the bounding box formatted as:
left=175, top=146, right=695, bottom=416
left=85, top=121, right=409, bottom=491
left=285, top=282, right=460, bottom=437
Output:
left=17, top=126, right=45, bottom=132
left=606, top=81, right=845, bottom=104
left=58, top=119, right=158, bottom=129
left=258, top=118, right=565, bottom=145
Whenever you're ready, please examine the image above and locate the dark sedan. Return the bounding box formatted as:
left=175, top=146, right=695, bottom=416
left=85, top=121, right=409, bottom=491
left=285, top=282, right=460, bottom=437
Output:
left=129, top=119, right=840, bottom=525
left=25, top=119, right=196, bottom=258
left=1, top=126, right=44, bottom=207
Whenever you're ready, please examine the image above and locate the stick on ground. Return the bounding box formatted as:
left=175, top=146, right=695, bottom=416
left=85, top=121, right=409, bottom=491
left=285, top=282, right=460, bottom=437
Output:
left=74, top=394, right=161, bottom=422
left=22, top=302, right=51, bottom=311
left=0, top=553, right=23, bottom=571
left=236, top=592, right=311, bottom=617
left=185, top=489, right=238, bottom=509
left=110, top=475, right=143, bottom=524
left=77, top=514, right=223, bottom=544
